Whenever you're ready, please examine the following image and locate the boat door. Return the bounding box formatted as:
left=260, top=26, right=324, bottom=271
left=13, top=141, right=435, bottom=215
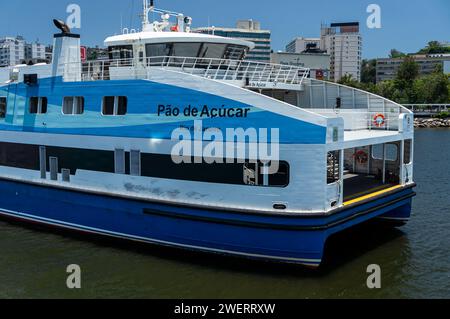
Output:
left=134, top=44, right=147, bottom=78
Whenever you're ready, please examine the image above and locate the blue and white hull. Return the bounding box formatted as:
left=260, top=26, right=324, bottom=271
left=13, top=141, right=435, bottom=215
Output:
left=0, top=178, right=415, bottom=267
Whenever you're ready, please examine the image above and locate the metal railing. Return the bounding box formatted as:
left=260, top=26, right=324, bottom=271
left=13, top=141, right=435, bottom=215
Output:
left=403, top=104, right=449, bottom=114
left=72, top=56, right=310, bottom=86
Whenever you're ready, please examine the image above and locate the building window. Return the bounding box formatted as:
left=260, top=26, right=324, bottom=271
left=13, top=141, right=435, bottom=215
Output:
left=0, top=97, right=7, bottom=118
left=102, top=96, right=127, bottom=116
left=29, top=97, right=48, bottom=114
left=63, top=97, right=84, bottom=115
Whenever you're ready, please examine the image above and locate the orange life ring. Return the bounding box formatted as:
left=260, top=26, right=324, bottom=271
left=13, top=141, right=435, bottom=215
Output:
left=373, top=113, right=386, bottom=127
left=354, top=150, right=369, bottom=164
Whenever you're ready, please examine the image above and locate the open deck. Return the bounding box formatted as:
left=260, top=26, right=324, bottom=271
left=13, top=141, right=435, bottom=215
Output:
left=66, top=56, right=310, bottom=91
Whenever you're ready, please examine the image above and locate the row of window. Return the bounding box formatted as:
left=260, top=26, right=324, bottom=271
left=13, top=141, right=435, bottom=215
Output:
left=0, top=96, right=128, bottom=117
left=0, top=141, right=290, bottom=188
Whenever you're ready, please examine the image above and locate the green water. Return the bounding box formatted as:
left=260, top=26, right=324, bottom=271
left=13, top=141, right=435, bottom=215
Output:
left=0, top=129, right=449, bottom=299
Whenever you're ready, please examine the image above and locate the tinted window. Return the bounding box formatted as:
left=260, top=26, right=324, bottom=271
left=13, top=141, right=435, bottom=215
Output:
left=29, top=97, right=47, bottom=114
left=102, top=96, right=127, bottom=116
left=0, top=97, right=6, bottom=118
left=146, top=43, right=172, bottom=57
left=63, top=97, right=84, bottom=115
left=199, top=43, right=226, bottom=59
left=172, top=43, right=202, bottom=57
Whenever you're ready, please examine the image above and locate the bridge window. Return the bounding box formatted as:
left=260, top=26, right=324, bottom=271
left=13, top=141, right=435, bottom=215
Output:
left=0, top=97, right=6, bottom=118
left=172, top=43, right=202, bottom=57
left=108, top=45, right=133, bottom=60
left=102, top=96, right=127, bottom=116
left=29, top=97, right=48, bottom=114
left=63, top=97, right=84, bottom=115
left=199, top=43, right=226, bottom=59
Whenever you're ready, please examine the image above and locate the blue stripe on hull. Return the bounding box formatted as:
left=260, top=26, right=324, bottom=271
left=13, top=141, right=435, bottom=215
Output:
left=0, top=179, right=414, bottom=267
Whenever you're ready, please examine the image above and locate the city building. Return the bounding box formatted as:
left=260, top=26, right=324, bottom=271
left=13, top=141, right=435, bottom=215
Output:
left=320, top=22, right=362, bottom=82
left=271, top=51, right=330, bottom=80
left=195, top=20, right=271, bottom=62
left=25, top=41, right=46, bottom=64
left=286, top=37, right=321, bottom=54
left=376, top=54, right=450, bottom=82
left=0, top=36, right=25, bottom=67
left=0, top=36, right=48, bottom=67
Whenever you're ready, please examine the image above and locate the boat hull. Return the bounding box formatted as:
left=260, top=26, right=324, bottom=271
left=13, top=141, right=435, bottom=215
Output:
left=0, top=178, right=415, bottom=267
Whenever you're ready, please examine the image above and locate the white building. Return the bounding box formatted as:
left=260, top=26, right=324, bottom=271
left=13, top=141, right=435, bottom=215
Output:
left=26, top=42, right=46, bottom=61
left=195, top=20, right=271, bottom=62
left=0, top=36, right=25, bottom=67
left=286, top=37, right=321, bottom=53
left=0, top=36, right=47, bottom=67
left=271, top=52, right=330, bottom=80
left=320, top=22, right=362, bottom=82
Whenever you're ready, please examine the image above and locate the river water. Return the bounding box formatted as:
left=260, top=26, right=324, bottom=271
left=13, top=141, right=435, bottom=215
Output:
left=0, top=129, right=449, bottom=299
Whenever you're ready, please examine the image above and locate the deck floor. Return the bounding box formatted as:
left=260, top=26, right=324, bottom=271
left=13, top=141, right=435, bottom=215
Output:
left=343, top=174, right=396, bottom=202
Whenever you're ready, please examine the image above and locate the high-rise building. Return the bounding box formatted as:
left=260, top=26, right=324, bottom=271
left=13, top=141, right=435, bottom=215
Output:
left=320, top=22, right=362, bottom=82
left=195, top=20, right=271, bottom=62
left=286, top=37, right=321, bottom=54
left=0, top=36, right=25, bottom=67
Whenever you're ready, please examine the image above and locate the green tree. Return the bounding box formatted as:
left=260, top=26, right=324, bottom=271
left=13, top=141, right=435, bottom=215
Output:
left=418, top=41, right=450, bottom=54
left=389, top=49, right=406, bottom=59
left=361, top=59, right=377, bottom=84
left=396, top=56, right=419, bottom=83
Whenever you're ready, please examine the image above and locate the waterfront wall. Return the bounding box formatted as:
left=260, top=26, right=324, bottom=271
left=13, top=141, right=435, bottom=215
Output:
left=415, top=118, right=450, bottom=128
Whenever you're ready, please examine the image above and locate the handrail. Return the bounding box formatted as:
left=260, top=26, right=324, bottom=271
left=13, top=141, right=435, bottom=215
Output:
left=70, top=56, right=310, bottom=86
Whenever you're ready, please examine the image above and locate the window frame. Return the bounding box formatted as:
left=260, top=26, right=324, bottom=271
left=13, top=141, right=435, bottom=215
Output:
left=372, top=143, right=398, bottom=162
left=29, top=97, right=48, bottom=115
left=62, top=96, right=85, bottom=115
left=101, top=96, right=127, bottom=116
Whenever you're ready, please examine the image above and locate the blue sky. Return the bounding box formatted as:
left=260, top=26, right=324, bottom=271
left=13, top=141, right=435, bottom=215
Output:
left=1, top=0, right=448, bottom=58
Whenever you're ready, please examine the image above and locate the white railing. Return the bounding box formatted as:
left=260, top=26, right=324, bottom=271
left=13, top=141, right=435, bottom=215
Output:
left=72, top=56, right=310, bottom=86
left=403, top=104, right=449, bottom=114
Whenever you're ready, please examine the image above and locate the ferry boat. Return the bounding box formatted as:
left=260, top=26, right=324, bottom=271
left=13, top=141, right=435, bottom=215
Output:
left=0, top=1, right=415, bottom=267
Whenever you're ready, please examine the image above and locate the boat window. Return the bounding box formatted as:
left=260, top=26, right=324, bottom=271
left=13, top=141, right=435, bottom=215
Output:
left=404, top=139, right=412, bottom=164
left=146, top=43, right=172, bottom=63
left=29, top=97, right=48, bottom=114
left=243, top=161, right=290, bottom=187
left=108, top=45, right=133, bottom=61
left=0, top=97, right=6, bottom=118
left=224, top=44, right=247, bottom=60
left=102, top=96, right=127, bottom=116
left=372, top=144, right=398, bottom=162
left=199, top=43, right=227, bottom=59
left=171, top=43, right=202, bottom=58
left=62, top=97, right=84, bottom=115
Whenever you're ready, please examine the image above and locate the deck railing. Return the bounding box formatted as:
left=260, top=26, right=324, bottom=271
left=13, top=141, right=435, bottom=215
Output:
left=73, top=56, right=310, bottom=86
